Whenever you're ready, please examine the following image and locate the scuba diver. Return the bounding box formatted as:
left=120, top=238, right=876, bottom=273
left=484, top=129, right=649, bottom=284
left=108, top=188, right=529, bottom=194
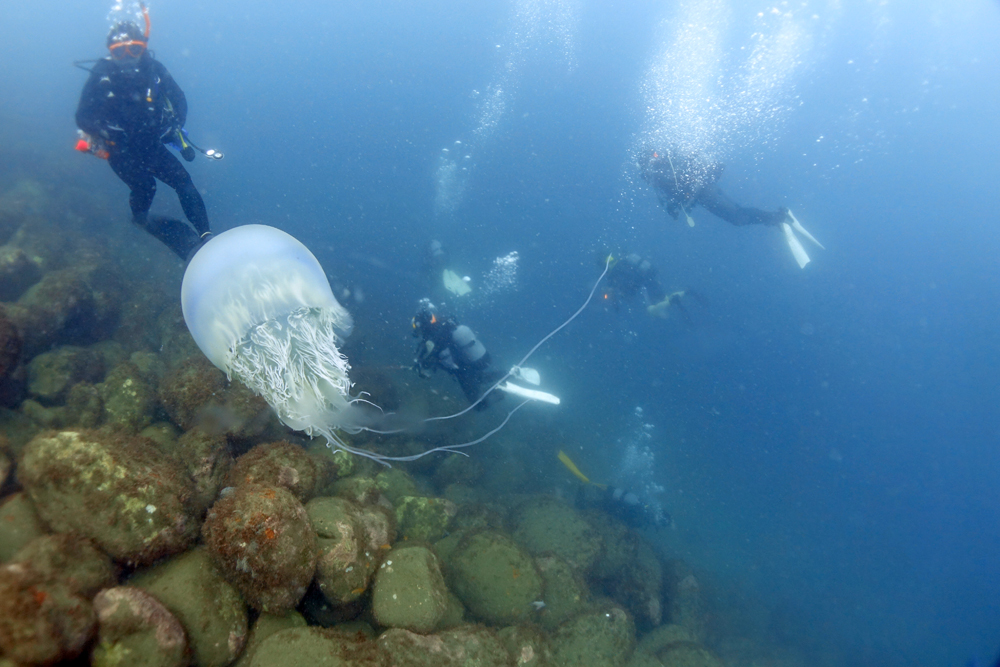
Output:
left=604, top=253, right=691, bottom=320
left=641, top=148, right=824, bottom=267
left=558, top=451, right=672, bottom=529
left=75, top=5, right=216, bottom=261
left=411, top=300, right=506, bottom=410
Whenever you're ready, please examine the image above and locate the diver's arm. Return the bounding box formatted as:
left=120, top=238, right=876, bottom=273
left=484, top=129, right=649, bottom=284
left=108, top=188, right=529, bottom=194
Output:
left=156, top=61, right=188, bottom=128
left=75, top=64, right=112, bottom=138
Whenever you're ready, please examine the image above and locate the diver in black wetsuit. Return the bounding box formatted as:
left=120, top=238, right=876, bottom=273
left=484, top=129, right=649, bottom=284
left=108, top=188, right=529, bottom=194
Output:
left=411, top=301, right=505, bottom=410
left=75, top=11, right=211, bottom=260
left=604, top=253, right=691, bottom=319
left=641, top=148, right=790, bottom=228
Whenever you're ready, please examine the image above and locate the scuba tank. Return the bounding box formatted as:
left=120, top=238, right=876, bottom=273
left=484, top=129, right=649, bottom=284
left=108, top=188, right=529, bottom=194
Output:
left=451, top=325, right=486, bottom=364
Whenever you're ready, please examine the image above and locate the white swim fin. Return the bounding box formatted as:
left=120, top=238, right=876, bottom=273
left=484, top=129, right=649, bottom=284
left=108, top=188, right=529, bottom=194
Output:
left=499, top=382, right=560, bottom=405
left=782, top=222, right=811, bottom=269
left=786, top=210, right=824, bottom=249
left=510, top=366, right=541, bottom=385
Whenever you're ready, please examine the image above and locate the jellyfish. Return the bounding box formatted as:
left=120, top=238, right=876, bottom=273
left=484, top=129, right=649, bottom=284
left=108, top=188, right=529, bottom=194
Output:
left=181, top=225, right=612, bottom=464
left=181, top=224, right=373, bottom=456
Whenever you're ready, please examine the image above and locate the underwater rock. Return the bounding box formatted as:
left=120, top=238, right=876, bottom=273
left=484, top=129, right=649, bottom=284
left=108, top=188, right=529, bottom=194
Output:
left=372, top=545, right=449, bottom=633
left=378, top=625, right=511, bottom=667
left=636, top=624, right=695, bottom=656
left=375, top=468, right=424, bottom=503
left=202, top=483, right=317, bottom=613
left=159, top=357, right=275, bottom=441
left=307, top=441, right=360, bottom=494
left=7, top=534, right=115, bottom=599
left=0, top=308, right=23, bottom=381
left=330, top=475, right=385, bottom=506
left=306, top=496, right=376, bottom=606
left=663, top=562, right=706, bottom=642
left=436, top=591, right=466, bottom=631
left=98, top=361, right=159, bottom=433
left=6, top=263, right=123, bottom=360
left=232, top=611, right=307, bottom=667
left=64, top=381, right=104, bottom=428
left=18, top=430, right=198, bottom=566
left=90, top=586, right=189, bottom=667
left=355, top=503, right=397, bottom=553
left=655, top=641, right=724, bottom=667
left=228, top=441, right=320, bottom=504
left=0, top=493, right=46, bottom=562
left=534, top=554, right=590, bottom=631
left=26, top=345, right=104, bottom=404
left=448, top=531, right=543, bottom=626
left=0, top=561, right=97, bottom=665
left=499, top=625, right=554, bottom=667
left=433, top=453, right=485, bottom=489
left=395, top=495, right=458, bottom=543
left=130, top=547, right=248, bottom=667
left=512, top=497, right=602, bottom=572
left=550, top=606, right=636, bottom=667
left=0, top=244, right=42, bottom=301
left=585, top=512, right=663, bottom=631
left=624, top=650, right=665, bottom=667
left=248, top=626, right=388, bottom=667
left=168, top=428, right=233, bottom=517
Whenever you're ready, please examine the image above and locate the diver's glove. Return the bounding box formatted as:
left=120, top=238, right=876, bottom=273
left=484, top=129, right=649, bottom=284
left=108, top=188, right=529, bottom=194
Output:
left=181, top=144, right=196, bottom=162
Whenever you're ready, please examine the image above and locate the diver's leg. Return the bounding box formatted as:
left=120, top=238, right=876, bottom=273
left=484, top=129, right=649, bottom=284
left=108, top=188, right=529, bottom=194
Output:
left=696, top=184, right=787, bottom=227
left=140, top=215, right=202, bottom=260
left=108, top=151, right=156, bottom=222
left=149, top=145, right=211, bottom=236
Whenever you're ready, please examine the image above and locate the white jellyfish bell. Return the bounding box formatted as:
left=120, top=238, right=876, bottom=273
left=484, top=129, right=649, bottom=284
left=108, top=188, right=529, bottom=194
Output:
left=181, top=225, right=371, bottom=455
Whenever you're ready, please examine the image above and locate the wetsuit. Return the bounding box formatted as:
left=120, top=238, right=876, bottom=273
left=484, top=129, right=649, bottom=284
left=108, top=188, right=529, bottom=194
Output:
left=76, top=54, right=209, bottom=259
left=642, top=149, right=787, bottom=227
left=414, top=315, right=505, bottom=409
left=606, top=253, right=667, bottom=310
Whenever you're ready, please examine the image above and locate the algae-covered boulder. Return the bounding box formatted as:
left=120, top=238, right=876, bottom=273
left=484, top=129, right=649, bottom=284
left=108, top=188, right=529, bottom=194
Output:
left=512, top=497, right=601, bottom=572
left=656, top=642, right=724, bottom=667
left=0, top=561, right=96, bottom=665
left=375, top=468, right=422, bottom=503
left=377, top=625, right=511, bottom=667
left=663, top=562, right=705, bottom=641
left=7, top=533, right=115, bottom=599
left=625, top=650, right=665, bottom=667
left=0, top=492, right=46, bottom=562
left=18, top=430, right=198, bottom=566
left=0, top=308, right=22, bottom=381
left=98, top=361, right=158, bottom=433
left=130, top=547, right=248, bottom=667
left=550, top=606, right=636, bottom=667
left=169, top=428, right=233, bottom=517
left=248, top=627, right=387, bottom=667
left=228, top=441, right=320, bottom=503
left=233, top=611, right=307, bottom=667
left=636, top=624, right=695, bottom=656
left=395, top=495, right=458, bottom=542
left=372, top=546, right=449, bottom=633
left=202, top=484, right=317, bottom=613
left=306, top=496, right=374, bottom=605
left=534, top=554, right=590, bottom=631
left=27, top=345, right=104, bottom=403
left=448, top=531, right=542, bottom=626
left=90, top=586, right=189, bottom=667
left=499, top=625, right=554, bottom=667
left=159, top=357, right=275, bottom=440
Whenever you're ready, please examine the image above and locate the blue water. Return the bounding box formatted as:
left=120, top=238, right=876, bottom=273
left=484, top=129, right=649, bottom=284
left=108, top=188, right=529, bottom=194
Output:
left=3, top=0, right=999, bottom=664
